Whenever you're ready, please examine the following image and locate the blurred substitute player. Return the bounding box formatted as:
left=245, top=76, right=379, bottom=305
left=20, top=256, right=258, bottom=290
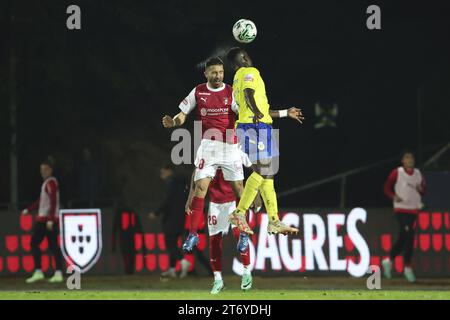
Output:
left=382, top=150, right=426, bottom=283
left=162, top=57, right=246, bottom=252
left=21, top=159, right=64, bottom=283
left=226, top=47, right=304, bottom=235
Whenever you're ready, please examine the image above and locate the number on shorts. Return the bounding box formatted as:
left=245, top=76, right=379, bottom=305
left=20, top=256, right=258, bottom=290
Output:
left=198, top=158, right=205, bottom=169
left=208, top=215, right=217, bottom=225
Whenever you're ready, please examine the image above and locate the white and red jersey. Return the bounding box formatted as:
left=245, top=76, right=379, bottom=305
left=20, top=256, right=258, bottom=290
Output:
left=27, top=176, right=60, bottom=222
left=178, top=83, right=239, bottom=144
left=384, top=166, right=426, bottom=214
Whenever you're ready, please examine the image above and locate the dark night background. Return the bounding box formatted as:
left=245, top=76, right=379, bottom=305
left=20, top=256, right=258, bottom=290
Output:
left=1, top=0, right=449, bottom=211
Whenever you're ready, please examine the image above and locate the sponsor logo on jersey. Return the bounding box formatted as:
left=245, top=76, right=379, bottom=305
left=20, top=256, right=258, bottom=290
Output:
left=244, top=74, right=254, bottom=82
left=200, top=107, right=229, bottom=116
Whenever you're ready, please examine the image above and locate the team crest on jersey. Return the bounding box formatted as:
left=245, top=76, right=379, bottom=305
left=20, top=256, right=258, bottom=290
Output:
left=59, top=209, right=102, bottom=273
left=223, top=97, right=229, bottom=105
left=200, top=108, right=208, bottom=116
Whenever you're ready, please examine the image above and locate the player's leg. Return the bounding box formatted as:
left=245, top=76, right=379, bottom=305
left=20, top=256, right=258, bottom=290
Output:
left=161, top=232, right=180, bottom=278
left=382, top=213, right=405, bottom=278
left=233, top=124, right=265, bottom=221
left=403, top=214, right=417, bottom=282
left=208, top=201, right=234, bottom=294
left=182, top=172, right=213, bottom=253
left=209, top=233, right=224, bottom=294
left=256, top=125, right=298, bottom=235
left=208, top=202, right=224, bottom=294
left=27, top=221, right=47, bottom=283
left=228, top=179, right=254, bottom=235
left=47, top=223, right=64, bottom=283
left=232, top=227, right=252, bottom=290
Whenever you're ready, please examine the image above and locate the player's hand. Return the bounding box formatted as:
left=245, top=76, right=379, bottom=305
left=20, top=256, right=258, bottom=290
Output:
left=21, top=209, right=29, bottom=215
left=162, top=115, right=175, bottom=128
left=394, top=195, right=403, bottom=202
left=416, top=184, right=424, bottom=193
left=288, top=107, right=305, bottom=124
left=148, top=212, right=157, bottom=220
left=185, top=205, right=193, bottom=215
left=46, top=220, right=54, bottom=231
left=253, top=111, right=264, bottom=124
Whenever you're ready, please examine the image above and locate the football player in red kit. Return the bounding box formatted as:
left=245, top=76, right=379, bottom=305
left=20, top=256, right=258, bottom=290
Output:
left=162, top=57, right=247, bottom=252
left=382, top=150, right=426, bottom=282
left=21, top=160, right=64, bottom=283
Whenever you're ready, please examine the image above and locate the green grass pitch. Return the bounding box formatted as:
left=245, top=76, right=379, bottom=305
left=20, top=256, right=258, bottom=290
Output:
left=0, top=275, right=449, bottom=300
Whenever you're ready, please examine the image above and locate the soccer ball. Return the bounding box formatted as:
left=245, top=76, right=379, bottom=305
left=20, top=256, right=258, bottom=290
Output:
left=232, top=19, right=257, bottom=44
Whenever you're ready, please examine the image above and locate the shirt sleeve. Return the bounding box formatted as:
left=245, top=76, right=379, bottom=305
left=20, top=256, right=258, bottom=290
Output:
left=383, top=169, right=398, bottom=200
left=178, top=87, right=197, bottom=114
left=241, top=68, right=259, bottom=91
left=231, top=92, right=239, bottom=114
left=27, top=199, right=40, bottom=212
left=45, top=180, right=58, bottom=220
left=419, top=171, right=426, bottom=195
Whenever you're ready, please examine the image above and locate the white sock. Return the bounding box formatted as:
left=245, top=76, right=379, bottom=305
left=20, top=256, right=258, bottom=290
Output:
left=169, top=267, right=175, bottom=273
left=35, top=269, right=42, bottom=274
left=181, top=259, right=189, bottom=266
left=54, top=270, right=62, bottom=276
left=243, top=266, right=251, bottom=276
left=214, top=271, right=222, bottom=281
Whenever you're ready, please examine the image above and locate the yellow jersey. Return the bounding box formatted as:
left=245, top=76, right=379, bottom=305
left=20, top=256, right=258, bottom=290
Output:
left=232, top=66, right=273, bottom=124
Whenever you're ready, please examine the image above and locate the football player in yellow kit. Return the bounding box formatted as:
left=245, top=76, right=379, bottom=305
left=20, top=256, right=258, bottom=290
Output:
left=226, top=47, right=304, bottom=235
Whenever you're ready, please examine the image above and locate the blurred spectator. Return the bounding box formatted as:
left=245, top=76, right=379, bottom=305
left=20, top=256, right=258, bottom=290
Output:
left=21, top=159, right=64, bottom=283
left=382, top=150, right=426, bottom=283
left=148, top=165, right=191, bottom=278
left=112, top=207, right=143, bottom=274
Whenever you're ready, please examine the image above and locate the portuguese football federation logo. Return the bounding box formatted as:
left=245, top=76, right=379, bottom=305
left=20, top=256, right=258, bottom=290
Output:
left=59, top=209, right=102, bottom=273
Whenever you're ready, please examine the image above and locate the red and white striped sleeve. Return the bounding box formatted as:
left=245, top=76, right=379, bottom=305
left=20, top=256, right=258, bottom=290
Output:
left=178, top=87, right=197, bottom=114
left=45, top=179, right=58, bottom=220
left=383, top=168, right=398, bottom=200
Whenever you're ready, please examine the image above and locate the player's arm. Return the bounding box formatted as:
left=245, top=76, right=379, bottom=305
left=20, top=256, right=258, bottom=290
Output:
left=270, top=107, right=305, bottom=124
left=21, top=199, right=40, bottom=215
left=244, top=88, right=264, bottom=123
left=162, top=111, right=187, bottom=128
left=416, top=172, right=426, bottom=195
left=383, top=169, right=402, bottom=202
left=45, top=180, right=58, bottom=230
left=162, top=87, right=196, bottom=128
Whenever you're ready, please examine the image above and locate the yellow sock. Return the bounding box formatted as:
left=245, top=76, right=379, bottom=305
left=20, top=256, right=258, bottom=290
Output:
left=259, top=178, right=279, bottom=222
left=237, top=172, right=264, bottom=213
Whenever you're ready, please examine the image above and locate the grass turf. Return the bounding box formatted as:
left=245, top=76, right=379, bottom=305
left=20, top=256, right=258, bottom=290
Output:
left=1, top=290, right=450, bottom=300
left=0, top=275, right=449, bottom=300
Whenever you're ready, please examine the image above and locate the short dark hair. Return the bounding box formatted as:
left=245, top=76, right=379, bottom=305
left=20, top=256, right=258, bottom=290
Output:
left=41, top=159, right=54, bottom=169
left=205, top=57, right=223, bottom=70
left=401, top=149, right=414, bottom=159
left=226, top=47, right=243, bottom=63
